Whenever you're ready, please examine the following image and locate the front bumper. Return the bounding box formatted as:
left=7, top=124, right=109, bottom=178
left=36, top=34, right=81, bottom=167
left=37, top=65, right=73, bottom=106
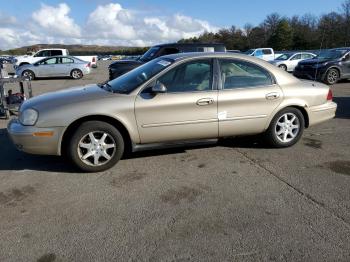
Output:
left=308, top=102, right=337, bottom=127
left=7, top=119, right=65, bottom=156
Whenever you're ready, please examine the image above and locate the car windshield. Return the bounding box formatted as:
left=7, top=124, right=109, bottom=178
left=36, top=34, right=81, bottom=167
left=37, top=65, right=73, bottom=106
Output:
left=243, top=49, right=255, bottom=55
left=317, top=49, right=348, bottom=59
left=275, top=53, right=293, bottom=60
left=104, top=58, right=174, bottom=94
left=139, top=46, right=161, bottom=62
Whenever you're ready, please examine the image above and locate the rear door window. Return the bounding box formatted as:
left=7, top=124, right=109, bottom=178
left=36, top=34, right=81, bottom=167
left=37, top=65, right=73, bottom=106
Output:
left=51, top=50, right=63, bottom=56
left=263, top=49, right=272, bottom=55
left=219, top=59, right=273, bottom=89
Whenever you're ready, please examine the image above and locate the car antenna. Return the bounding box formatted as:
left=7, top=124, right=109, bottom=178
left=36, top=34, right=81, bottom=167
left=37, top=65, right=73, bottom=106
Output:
left=314, top=29, right=326, bottom=82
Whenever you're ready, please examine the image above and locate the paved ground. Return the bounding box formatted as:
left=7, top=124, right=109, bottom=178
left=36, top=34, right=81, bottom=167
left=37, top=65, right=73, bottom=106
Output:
left=0, top=62, right=349, bottom=262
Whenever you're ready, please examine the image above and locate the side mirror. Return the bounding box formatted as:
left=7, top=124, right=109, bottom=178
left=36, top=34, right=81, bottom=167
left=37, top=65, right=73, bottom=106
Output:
left=152, top=82, right=167, bottom=93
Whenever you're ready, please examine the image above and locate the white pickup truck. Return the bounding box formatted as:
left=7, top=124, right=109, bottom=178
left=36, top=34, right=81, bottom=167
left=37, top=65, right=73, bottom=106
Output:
left=243, top=48, right=276, bottom=61
left=15, top=49, right=97, bottom=68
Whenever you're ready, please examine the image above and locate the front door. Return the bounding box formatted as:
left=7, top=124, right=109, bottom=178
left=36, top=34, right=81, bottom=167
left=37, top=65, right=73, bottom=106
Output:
left=289, top=54, right=303, bottom=71
left=135, top=59, right=218, bottom=144
left=217, top=58, right=283, bottom=137
left=36, top=57, right=57, bottom=77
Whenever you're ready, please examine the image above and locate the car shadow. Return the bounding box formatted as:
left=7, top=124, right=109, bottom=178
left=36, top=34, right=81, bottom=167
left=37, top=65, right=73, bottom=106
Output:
left=333, top=97, right=350, bottom=119
left=0, top=127, right=269, bottom=173
left=0, top=128, right=77, bottom=173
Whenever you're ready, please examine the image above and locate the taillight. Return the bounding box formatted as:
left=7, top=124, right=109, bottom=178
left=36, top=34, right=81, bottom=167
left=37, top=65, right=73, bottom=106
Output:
left=92, top=57, right=96, bottom=62
left=327, top=89, right=333, bottom=101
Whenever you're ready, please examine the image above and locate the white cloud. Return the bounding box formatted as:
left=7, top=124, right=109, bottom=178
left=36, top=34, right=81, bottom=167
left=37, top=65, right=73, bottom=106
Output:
left=31, top=3, right=81, bottom=38
left=0, top=2, right=218, bottom=50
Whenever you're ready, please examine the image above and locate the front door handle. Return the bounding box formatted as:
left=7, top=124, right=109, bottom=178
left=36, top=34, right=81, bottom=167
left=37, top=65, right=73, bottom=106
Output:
left=266, top=92, right=280, bottom=100
left=196, top=98, right=214, bottom=106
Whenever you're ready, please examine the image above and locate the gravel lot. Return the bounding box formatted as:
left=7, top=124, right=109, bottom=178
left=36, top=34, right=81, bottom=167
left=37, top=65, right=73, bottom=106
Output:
left=0, top=61, right=349, bottom=262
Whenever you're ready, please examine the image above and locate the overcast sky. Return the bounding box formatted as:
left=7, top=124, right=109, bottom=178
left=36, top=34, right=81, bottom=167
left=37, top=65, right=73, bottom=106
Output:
left=0, top=0, right=345, bottom=50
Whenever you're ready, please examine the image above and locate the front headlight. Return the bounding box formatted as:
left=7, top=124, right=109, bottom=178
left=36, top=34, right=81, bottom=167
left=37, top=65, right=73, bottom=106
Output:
left=19, top=108, right=38, bottom=126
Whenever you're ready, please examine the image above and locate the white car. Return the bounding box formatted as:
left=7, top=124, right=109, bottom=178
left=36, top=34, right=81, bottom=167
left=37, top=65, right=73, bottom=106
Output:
left=271, top=52, right=316, bottom=72
left=244, top=48, right=275, bottom=61
left=15, top=49, right=98, bottom=68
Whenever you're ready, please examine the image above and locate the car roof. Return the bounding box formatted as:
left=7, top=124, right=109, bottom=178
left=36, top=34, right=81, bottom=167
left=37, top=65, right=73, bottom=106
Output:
left=41, top=55, right=77, bottom=59
left=153, top=43, right=225, bottom=48
left=160, top=52, right=261, bottom=61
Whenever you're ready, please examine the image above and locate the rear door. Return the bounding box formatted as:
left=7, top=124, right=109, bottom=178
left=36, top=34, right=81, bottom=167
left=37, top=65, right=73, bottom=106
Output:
left=217, top=58, right=283, bottom=137
left=135, top=59, right=218, bottom=143
left=55, top=57, right=75, bottom=76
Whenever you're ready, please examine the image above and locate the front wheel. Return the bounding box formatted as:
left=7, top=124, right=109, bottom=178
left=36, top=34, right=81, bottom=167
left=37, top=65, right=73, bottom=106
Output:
left=324, top=68, right=339, bottom=85
left=22, top=70, right=35, bottom=80
left=265, top=107, right=305, bottom=148
left=71, top=69, right=83, bottom=79
left=279, top=64, right=287, bottom=71
left=67, top=121, right=124, bottom=172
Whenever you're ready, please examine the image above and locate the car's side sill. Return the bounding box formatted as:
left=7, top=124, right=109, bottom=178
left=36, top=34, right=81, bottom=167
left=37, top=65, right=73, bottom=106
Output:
left=132, top=139, right=219, bottom=152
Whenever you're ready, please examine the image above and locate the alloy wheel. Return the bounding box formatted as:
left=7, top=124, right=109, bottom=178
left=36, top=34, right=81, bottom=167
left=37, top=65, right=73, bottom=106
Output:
left=77, top=131, right=116, bottom=166
left=327, top=70, right=339, bottom=85
left=72, top=70, right=82, bottom=79
left=275, top=113, right=300, bottom=143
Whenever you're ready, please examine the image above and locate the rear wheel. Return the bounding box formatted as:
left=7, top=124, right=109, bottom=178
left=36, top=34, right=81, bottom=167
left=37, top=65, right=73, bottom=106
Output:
left=67, top=121, right=124, bottom=172
left=22, top=70, right=35, bottom=80
left=71, top=69, right=83, bottom=79
left=324, top=68, right=339, bottom=85
left=265, top=107, right=305, bottom=148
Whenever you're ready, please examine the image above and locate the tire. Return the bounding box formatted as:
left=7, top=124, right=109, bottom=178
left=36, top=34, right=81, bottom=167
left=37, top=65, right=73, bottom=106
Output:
left=324, top=68, right=339, bottom=85
left=22, top=70, right=35, bottom=80
left=67, top=121, right=124, bottom=172
left=264, top=107, right=305, bottom=148
left=71, top=69, right=83, bottom=79
left=279, top=64, right=287, bottom=71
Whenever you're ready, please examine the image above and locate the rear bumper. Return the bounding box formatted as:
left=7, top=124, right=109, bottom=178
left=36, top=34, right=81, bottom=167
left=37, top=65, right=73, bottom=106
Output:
left=7, top=119, right=64, bottom=156
left=308, top=102, right=337, bottom=126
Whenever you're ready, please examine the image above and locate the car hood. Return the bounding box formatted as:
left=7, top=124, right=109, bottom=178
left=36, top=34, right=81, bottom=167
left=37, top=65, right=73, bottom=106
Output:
left=298, top=58, right=333, bottom=65
left=21, top=84, right=115, bottom=112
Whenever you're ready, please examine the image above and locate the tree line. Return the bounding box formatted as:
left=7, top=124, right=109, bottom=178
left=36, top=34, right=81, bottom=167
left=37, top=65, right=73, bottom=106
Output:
left=179, top=0, right=350, bottom=51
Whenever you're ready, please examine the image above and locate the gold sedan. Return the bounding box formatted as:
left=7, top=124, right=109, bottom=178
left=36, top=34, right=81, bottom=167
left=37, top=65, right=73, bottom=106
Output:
left=8, top=53, right=337, bottom=172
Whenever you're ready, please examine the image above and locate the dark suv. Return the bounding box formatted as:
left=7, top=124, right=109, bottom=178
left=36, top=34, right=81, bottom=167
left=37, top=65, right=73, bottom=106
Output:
left=108, top=43, right=226, bottom=80
left=294, top=48, right=350, bottom=85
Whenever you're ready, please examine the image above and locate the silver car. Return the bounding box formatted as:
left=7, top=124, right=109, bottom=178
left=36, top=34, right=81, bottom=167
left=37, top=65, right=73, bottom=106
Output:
left=8, top=53, right=337, bottom=172
left=271, top=52, right=316, bottom=72
left=16, top=56, right=91, bottom=80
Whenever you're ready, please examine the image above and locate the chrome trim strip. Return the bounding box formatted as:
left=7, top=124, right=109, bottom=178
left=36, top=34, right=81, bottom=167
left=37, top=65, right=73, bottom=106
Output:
left=142, top=118, right=218, bottom=128
left=220, top=114, right=267, bottom=122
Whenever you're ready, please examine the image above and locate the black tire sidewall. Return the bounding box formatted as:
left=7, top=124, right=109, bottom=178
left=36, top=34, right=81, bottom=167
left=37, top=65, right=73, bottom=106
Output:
left=68, top=121, right=124, bottom=172
left=266, top=107, right=305, bottom=148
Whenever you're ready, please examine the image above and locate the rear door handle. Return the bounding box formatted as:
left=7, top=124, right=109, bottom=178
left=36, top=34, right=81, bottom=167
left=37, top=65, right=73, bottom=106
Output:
left=266, top=92, right=280, bottom=100
left=196, top=98, right=214, bottom=106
